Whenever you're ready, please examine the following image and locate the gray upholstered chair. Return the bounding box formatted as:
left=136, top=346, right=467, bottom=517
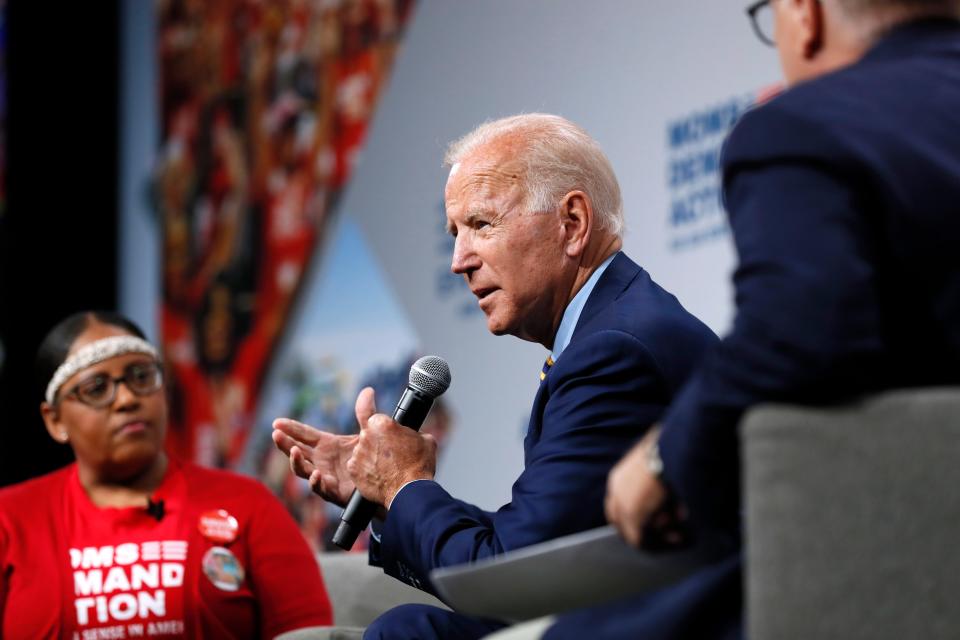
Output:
left=276, top=552, right=448, bottom=640
left=743, top=387, right=960, bottom=640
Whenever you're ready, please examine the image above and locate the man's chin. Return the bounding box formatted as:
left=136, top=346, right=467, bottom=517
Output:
left=484, top=315, right=510, bottom=337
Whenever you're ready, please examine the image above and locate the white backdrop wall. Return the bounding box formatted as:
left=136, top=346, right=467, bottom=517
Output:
left=122, top=0, right=781, bottom=510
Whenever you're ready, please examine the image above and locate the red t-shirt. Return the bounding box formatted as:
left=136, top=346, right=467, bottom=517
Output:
left=0, top=460, right=332, bottom=639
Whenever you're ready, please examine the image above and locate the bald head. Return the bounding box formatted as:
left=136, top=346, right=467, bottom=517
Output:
left=773, top=0, right=959, bottom=84
left=834, top=0, right=959, bottom=17
left=830, top=0, right=960, bottom=42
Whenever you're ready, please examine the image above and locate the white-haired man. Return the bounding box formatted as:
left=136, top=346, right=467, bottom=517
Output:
left=533, top=1, right=960, bottom=639
left=272, top=114, right=718, bottom=639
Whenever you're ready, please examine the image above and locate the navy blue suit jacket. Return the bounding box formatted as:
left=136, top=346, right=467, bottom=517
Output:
left=547, top=19, right=960, bottom=640
left=373, top=252, right=716, bottom=594
left=661, top=17, right=960, bottom=537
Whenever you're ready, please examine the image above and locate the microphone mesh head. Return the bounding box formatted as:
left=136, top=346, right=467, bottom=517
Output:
left=408, top=356, right=451, bottom=398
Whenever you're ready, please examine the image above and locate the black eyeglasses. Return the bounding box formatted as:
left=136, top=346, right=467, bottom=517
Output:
left=61, top=361, right=164, bottom=408
left=746, top=0, right=776, bottom=47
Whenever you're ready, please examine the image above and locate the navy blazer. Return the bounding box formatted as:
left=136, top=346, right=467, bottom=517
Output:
left=661, top=17, right=960, bottom=536
left=545, top=18, right=960, bottom=640
left=373, top=252, right=716, bottom=593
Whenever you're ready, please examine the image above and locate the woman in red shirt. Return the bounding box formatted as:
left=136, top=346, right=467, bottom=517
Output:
left=0, top=311, right=332, bottom=638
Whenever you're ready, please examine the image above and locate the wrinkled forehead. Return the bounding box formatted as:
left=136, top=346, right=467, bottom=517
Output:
left=445, top=154, right=526, bottom=207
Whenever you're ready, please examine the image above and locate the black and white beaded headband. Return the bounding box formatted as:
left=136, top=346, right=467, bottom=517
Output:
left=45, top=336, right=158, bottom=404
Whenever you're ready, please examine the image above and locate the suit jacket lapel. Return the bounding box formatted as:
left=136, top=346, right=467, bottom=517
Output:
left=571, top=252, right=642, bottom=338
left=523, top=253, right=643, bottom=459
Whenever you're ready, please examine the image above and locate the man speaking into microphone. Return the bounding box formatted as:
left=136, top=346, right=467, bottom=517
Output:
left=272, top=114, right=717, bottom=640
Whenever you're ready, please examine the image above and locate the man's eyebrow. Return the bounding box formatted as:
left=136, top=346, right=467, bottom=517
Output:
left=464, top=211, right=488, bottom=225
left=447, top=208, right=495, bottom=235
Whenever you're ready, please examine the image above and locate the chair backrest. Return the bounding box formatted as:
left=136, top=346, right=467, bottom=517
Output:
left=742, top=387, right=960, bottom=640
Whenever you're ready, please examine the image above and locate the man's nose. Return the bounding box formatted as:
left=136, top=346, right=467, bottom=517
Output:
left=450, top=236, right=479, bottom=275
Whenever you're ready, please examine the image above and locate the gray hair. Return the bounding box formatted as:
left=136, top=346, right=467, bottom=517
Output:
left=444, top=114, right=624, bottom=238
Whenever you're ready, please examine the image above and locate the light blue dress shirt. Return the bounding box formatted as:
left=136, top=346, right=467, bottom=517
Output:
left=550, top=252, right=617, bottom=363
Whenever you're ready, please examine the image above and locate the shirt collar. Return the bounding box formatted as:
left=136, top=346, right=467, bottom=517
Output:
left=551, top=252, right=618, bottom=362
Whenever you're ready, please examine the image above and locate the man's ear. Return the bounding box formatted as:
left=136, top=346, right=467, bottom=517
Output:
left=779, top=0, right=824, bottom=60
left=799, top=0, right=825, bottom=59
left=41, top=402, right=69, bottom=444
left=559, top=190, right=593, bottom=258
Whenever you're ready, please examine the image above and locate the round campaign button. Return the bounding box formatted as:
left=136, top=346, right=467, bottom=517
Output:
left=198, top=509, right=239, bottom=544
left=202, top=546, right=245, bottom=592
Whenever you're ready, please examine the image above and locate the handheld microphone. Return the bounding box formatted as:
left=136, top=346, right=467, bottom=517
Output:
left=332, top=355, right=451, bottom=550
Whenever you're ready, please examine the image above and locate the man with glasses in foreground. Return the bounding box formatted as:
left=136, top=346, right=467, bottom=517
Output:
left=520, top=1, right=960, bottom=639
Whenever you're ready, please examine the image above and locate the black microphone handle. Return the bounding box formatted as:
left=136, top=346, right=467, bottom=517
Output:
left=332, top=387, right=436, bottom=550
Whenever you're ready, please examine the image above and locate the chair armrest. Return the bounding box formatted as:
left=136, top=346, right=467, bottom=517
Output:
left=318, top=552, right=447, bottom=628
